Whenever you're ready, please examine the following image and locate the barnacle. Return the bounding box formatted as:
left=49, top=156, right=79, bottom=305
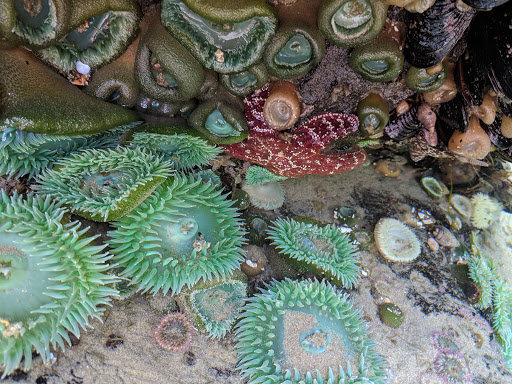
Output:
left=124, top=125, right=221, bottom=171
left=234, top=279, right=389, bottom=383
left=267, top=217, right=361, bottom=288
left=107, top=174, right=245, bottom=296
left=160, top=0, right=278, bottom=73
left=0, top=191, right=118, bottom=377
left=35, top=147, right=172, bottom=222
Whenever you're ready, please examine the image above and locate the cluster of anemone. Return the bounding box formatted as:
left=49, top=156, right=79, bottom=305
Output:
left=267, top=217, right=361, bottom=288
left=0, top=191, right=118, bottom=377
left=234, top=279, right=389, bottom=384
left=107, top=173, right=246, bottom=296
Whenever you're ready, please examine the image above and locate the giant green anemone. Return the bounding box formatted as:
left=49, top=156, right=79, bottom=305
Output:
left=234, top=279, right=389, bottom=384
left=0, top=0, right=71, bottom=48
left=0, top=122, right=141, bottom=179
left=267, top=218, right=361, bottom=288
left=177, top=275, right=247, bottom=339
left=123, top=125, right=221, bottom=172
left=107, top=174, right=246, bottom=296
left=35, top=147, right=172, bottom=222
left=160, top=0, right=278, bottom=73
left=37, top=0, right=141, bottom=73
left=0, top=191, right=118, bottom=378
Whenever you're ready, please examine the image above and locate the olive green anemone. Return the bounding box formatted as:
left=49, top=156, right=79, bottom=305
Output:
left=37, top=0, right=141, bottom=73
left=406, top=62, right=447, bottom=93
left=124, top=125, right=221, bottom=171
left=35, top=147, right=172, bottom=222
left=263, top=24, right=325, bottom=80
left=0, top=0, right=71, bottom=48
left=0, top=46, right=137, bottom=135
left=219, top=63, right=268, bottom=97
left=349, top=37, right=404, bottom=82
left=0, top=122, right=141, bottom=179
left=318, top=0, right=388, bottom=48
left=160, top=0, right=278, bottom=73
left=234, top=279, right=389, bottom=384
left=356, top=93, right=389, bottom=136
left=0, top=191, right=118, bottom=378
left=107, top=174, right=246, bottom=296
left=134, top=13, right=205, bottom=102
left=177, top=275, right=247, bottom=339
left=267, top=218, right=361, bottom=288
left=188, top=99, right=249, bottom=144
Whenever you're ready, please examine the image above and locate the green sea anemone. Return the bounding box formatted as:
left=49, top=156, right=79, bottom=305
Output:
left=124, top=125, right=221, bottom=171
left=0, top=45, right=138, bottom=135
left=0, top=0, right=71, bottom=48
left=35, top=147, right=172, bottom=222
left=134, top=11, right=206, bottom=102
left=318, top=0, right=388, bottom=48
left=234, top=279, right=389, bottom=384
left=107, top=174, right=246, bottom=296
left=356, top=92, right=389, bottom=136
left=349, top=37, right=404, bottom=82
left=177, top=276, right=247, bottom=339
left=37, top=0, right=141, bottom=73
left=0, top=191, right=118, bottom=377
left=188, top=99, right=249, bottom=145
left=406, top=62, right=447, bottom=93
left=160, top=0, right=278, bottom=73
left=374, top=218, right=421, bottom=262
left=245, top=165, right=288, bottom=185
left=219, top=63, right=268, bottom=97
left=0, top=122, right=141, bottom=179
left=241, top=180, right=286, bottom=210
left=470, top=193, right=502, bottom=229
left=467, top=253, right=498, bottom=309
left=267, top=218, right=361, bottom=288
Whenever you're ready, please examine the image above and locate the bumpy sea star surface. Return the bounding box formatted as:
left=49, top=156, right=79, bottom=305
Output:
left=222, top=84, right=366, bottom=178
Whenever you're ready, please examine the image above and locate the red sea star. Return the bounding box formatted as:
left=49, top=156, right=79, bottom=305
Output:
left=222, top=84, right=366, bottom=178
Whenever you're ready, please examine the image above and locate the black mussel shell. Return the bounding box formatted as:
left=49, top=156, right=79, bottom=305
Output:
left=436, top=93, right=469, bottom=144
left=498, top=97, right=512, bottom=118
left=404, top=0, right=476, bottom=68
left=461, top=0, right=509, bottom=10
left=486, top=2, right=512, bottom=100
left=385, top=104, right=423, bottom=140
left=483, top=114, right=512, bottom=150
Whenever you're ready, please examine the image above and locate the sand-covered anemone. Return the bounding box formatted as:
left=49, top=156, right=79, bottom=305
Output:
left=124, top=125, right=221, bottom=171
left=107, top=174, right=246, bottom=296
left=0, top=192, right=118, bottom=377
left=374, top=218, right=421, bottom=262
left=37, top=0, right=141, bottom=73
left=0, top=45, right=137, bottom=135
left=267, top=218, right=361, bottom=288
left=160, top=0, right=278, bottom=74
left=177, top=276, right=247, bottom=339
left=0, top=0, right=71, bottom=48
left=35, top=147, right=172, bottom=222
left=234, top=279, right=389, bottom=384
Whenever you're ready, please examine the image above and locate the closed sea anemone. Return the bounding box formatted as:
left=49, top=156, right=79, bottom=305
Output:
left=0, top=191, right=118, bottom=377
left=267, top=217, right=361, bottom=288
left=234, top=278, right=389, bottom=383
left=374, top=218, right=421, bottom=262
left=153, top=312, right=195, bottom=352
left=35, top=147, right=172, bottom=222
left=241, top=180, right=286, bottom=210
left=470, top=192, right=502, bottom=229
left=107, top=174, right=246, bottom=296
left=449, top=194, right=473, bottom=220
left=177, top=277, right=247, bottom=339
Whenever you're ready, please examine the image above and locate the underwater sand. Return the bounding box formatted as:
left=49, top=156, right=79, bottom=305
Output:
left=3, top=162, right=511, bottom=384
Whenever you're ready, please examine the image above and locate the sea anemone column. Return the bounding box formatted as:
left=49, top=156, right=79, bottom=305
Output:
left=235, top=279, right=389, bottom=383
